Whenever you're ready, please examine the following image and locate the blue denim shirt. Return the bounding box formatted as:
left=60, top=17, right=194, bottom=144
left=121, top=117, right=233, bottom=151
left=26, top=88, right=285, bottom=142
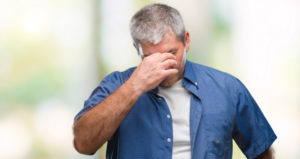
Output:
left=75, top=60, right=276, bottom=159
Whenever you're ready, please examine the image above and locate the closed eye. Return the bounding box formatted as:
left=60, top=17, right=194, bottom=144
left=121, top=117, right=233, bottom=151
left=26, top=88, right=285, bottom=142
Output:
left=168, top=48, right=178, bottom=54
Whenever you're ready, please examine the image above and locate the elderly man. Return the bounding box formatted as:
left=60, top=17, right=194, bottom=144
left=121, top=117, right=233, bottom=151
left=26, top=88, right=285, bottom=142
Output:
left=73, top=3, right=276, bottom=159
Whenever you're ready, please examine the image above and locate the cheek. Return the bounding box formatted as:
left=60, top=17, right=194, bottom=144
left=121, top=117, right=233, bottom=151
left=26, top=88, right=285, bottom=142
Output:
left=175, top=54, right=184, bottom=68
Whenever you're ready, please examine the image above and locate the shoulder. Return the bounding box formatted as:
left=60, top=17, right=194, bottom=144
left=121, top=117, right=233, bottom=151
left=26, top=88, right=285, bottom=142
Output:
left=188, top=61, right=255, bottom=107
left=102, top=66, right=137, bottom=84
left=188, top=61, right=239, bottom=87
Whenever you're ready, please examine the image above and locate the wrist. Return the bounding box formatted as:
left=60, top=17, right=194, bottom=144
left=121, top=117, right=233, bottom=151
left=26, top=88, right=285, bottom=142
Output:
left=123, top=78, right=144, bottom=98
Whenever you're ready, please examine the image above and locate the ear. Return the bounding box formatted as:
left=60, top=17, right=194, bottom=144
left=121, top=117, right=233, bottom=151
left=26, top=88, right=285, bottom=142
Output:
left=184, top=31, right=190, bottom=52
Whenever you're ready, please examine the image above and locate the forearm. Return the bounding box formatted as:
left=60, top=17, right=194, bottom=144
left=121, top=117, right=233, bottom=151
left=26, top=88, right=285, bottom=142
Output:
left=255, top=147, right=274, bottom=159
left=73, top=79, right=142, bottom=154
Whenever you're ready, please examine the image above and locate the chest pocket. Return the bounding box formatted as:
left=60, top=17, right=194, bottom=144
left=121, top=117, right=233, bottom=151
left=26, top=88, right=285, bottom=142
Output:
left=203, top=112, right=233, bottom=158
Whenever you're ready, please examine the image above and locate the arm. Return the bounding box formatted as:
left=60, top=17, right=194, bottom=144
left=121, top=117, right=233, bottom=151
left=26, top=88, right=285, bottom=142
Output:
left=255, top=147, right=274, bottom=159
left=73, top=53, right=178, bottom=155
left=232, top=78, right=277, bottom=158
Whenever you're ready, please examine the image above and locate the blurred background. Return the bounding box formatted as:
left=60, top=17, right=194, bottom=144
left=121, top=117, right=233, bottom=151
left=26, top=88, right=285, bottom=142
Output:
left=0, top=0, right=299, bottom=158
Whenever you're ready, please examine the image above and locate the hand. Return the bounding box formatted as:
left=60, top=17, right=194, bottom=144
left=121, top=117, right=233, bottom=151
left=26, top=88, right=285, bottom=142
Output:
left=127, top=53, right=178, bottom=94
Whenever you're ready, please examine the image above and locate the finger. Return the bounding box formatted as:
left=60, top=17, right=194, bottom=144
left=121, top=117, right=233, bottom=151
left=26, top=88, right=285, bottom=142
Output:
left=160, top=59, right=177, bottom=70
left=162, top=68, right=178, bottom=77
left=160, top=53, right=176, bottom=62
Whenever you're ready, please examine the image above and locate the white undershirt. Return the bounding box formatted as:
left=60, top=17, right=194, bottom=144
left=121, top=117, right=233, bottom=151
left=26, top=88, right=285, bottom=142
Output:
left=158, top=79, right=191, bottom=159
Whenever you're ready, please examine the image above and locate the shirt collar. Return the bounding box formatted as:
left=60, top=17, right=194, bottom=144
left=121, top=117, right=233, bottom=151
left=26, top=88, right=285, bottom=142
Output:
left=182, top=60, right=205, bottom=100
left=183, top=60, right=198, bottom=88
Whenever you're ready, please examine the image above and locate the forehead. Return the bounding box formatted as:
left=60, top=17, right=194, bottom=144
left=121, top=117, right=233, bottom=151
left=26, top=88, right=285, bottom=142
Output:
left=140, top=32, right=182, bottom=55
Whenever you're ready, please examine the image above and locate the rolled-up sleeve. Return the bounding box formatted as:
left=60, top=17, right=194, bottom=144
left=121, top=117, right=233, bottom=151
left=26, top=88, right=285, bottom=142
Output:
left=74, top=71, right=122, bottom=121
left=232, top=78, right=277, bottom=159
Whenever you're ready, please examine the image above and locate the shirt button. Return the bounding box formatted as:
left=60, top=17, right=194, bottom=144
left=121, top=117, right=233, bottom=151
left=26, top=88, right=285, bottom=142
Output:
left=167, top=138, right=171, bottom=142
left=166, top=114, right=171, bottom=119
left=214, top=139, right=220, bottom=146
left=194, top=82, right=198, bottom=86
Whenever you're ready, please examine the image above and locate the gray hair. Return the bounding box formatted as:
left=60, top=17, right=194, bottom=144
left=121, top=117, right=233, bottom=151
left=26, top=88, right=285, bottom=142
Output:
left=130, top=4, right=186, bottom=50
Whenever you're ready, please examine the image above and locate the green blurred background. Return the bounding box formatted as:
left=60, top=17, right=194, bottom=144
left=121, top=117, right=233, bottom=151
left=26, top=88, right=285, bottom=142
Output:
left=0, top=0, right=299, bottom=158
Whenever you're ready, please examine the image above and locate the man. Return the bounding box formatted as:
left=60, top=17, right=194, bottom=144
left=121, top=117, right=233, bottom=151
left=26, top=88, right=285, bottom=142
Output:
left=73, top=3, right=276, bottom=159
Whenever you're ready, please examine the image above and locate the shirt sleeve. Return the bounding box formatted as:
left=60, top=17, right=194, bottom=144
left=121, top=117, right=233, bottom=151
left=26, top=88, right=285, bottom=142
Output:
left=74, top=71, right=123, bottom=121
left=232, top=78, right=277, bottom=159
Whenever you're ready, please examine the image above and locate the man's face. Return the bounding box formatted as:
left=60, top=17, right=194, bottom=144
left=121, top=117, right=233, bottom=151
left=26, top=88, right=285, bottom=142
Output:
left=139, top=31, right=190, bottom=87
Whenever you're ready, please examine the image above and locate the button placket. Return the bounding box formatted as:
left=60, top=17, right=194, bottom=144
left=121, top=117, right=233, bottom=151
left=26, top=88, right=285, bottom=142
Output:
left=155, top=94, right=173, bottom=150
